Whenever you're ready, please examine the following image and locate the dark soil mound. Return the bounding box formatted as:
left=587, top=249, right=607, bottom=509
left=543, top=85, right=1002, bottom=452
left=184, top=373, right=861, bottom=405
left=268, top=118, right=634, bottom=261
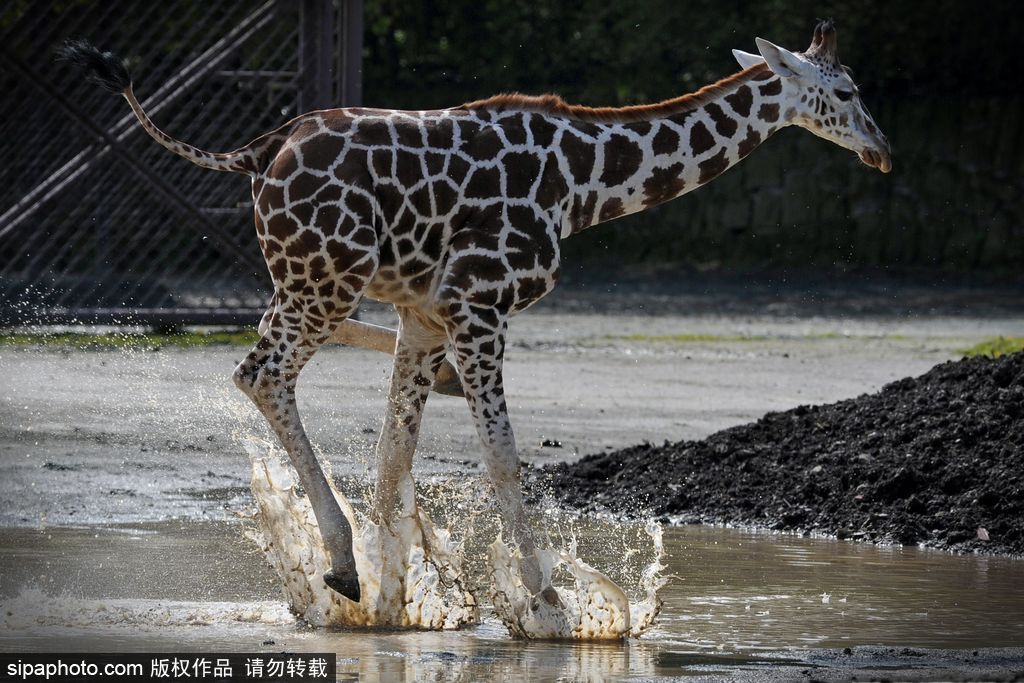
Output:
left=536, top=352, right=1024, bottom=555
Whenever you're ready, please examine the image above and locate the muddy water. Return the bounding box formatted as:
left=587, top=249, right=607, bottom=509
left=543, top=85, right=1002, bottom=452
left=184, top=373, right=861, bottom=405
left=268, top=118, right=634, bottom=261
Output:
left=1, top=520, right=1021, bottom=680
left=243, top=443, right=663, bottom=639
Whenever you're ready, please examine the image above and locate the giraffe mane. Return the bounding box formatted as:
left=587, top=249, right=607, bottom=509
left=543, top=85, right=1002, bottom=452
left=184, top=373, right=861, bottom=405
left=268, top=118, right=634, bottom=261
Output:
left=459, top=62, right=771, bottom=124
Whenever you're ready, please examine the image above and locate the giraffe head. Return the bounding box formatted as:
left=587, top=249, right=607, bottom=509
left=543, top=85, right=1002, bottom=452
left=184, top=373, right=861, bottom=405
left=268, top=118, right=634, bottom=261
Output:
left=734, top=20, right=891, bottom=173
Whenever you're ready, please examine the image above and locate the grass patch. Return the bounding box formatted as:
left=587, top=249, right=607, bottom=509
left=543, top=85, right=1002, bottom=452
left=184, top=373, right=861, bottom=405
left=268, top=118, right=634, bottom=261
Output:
left=960, top=336, right=1024, bottom=358
left=613, top=333, right=766, bottom=343
left=0, top=330, right=260, bottom=349
left=612, top=332, right=911, bottom=344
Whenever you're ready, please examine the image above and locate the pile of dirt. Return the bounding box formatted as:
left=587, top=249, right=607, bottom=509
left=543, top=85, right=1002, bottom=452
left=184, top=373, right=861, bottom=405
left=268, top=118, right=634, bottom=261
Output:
left=536, top=352, right=1024, bottom=555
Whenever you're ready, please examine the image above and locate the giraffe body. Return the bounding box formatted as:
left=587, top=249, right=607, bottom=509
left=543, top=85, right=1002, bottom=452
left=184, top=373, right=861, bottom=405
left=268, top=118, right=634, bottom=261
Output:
left=62, top=21, right=890, bottom=612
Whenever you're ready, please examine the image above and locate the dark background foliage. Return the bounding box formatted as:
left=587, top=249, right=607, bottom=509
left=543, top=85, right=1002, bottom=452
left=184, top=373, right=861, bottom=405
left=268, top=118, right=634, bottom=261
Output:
left=2, top=0, right=1021, bottom=322
left=361, top=0, right=1020, bottom=107
left=358, top=0, right=1023, bottom=277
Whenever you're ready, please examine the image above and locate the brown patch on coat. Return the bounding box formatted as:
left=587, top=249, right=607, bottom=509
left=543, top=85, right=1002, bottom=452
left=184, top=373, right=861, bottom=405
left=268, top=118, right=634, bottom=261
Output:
left=285, top=229, right=323, bottom=259
left=466, top=128, right=503, bottom=161
left=528, top=114, right=558, bottom=147
left=569, top=192, right=598, bottom=232
left=395, top=122, right=424, bottom=148
left=724, top=85, right=753, bottom=117
left=286, top=171, right=321, bottom=202
left=355, top=120, right=393, bottom=147
left=290, top=202, right=314, bottom=226
left=447, top=155, right=471, bottom=186
left=599, top=134, right=644, bottom=186
left=705, top=102, right=738, bottom=138
left=758, top=103, right=780, bottom=123
left=371, top=149, right=394, bottom=179
left=408, top=184, right=433, bottom=217
left=299, top=134, right=347, bottom=172
left=697, top=148, right=729, bottom=184
left=465, top=166, right=501, bottom=198
left=642, top=163, right=685, bottom=207
left=736, top=126, right=761, bottom=159
left=501, top=117, right=528, bottom=145
left=598, top=197, right=626, bottom=222
left=425, top=152, right=446, bottom=176
left=651, top=124, right=679, bottom=155
left=433, top=180, right=459, bottom=215
left=506, top=205, right=557, bottom=269
left=758, top=78, right=782, bottom=96
left=268, top=147, right=298, bottom=180
left=265, top=213, right=296, bottom=242
left=314, top=205, right=342, bottom=235
left=314, top=184, right=342, bottom=204
left=535, top=153, right=569, bottom=209
left=561, top=133, right=596, bottom=184
left=395, top=149, right=423, bottom=187
left=504, top=151, right=542, bottom=198
left=257, top=182, right=285, bottom=217
left=690, top=121, right=715, bottom=156
left=426, top=117, right=455, bottom=149
left=347, top=194, right=375, bottom=227
left=323, top=239, right=364, bottom=270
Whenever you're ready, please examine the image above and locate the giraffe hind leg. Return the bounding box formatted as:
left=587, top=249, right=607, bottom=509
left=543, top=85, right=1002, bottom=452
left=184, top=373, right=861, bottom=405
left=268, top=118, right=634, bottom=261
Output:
left=235, top=289, right=368, bottom=602
left=371, top=308, right=449, bottom=524
left=329, top=319, right=464, bottom=397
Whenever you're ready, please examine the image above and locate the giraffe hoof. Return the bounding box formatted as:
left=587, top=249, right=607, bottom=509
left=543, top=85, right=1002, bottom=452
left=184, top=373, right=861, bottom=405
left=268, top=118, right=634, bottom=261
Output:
left=324, top=569, right=361, bottom=602
left=540, top=585, right=563, bottom=608
left=433, top=375, right=465, bottom=397
left=433, top=361, right=464, bottom=397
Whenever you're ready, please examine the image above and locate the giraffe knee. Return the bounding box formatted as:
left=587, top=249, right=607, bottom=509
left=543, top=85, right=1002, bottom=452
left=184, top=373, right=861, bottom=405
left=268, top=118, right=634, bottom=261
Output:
left=232, top=349, right=286, bottom=401
left=232, top=354, right=259, bottom=394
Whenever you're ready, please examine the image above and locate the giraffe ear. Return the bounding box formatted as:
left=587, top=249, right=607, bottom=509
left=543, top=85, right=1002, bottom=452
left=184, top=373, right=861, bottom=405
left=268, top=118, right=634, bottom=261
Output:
left=754, top=37, right=812, bottom=79
left=732, top=49, right=766, bottom=70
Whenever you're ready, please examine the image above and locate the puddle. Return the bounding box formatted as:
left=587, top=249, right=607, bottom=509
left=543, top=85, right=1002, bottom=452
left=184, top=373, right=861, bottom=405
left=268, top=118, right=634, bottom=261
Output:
left=243, top=438, right=663, bottom=638
left=1, top=519, right=1022, bottom=679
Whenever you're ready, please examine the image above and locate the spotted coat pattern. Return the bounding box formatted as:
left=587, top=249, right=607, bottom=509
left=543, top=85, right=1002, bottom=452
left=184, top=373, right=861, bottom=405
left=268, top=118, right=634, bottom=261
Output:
left=108, top=20, right=890, bottom=604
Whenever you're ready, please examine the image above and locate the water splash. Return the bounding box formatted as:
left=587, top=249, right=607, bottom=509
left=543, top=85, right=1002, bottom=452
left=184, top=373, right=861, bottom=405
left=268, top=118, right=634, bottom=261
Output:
left=243, top=437, right=477, bottom=629
left=488, top=522, right=666, bottom=639
left=243, top=437, right=665, bottom=639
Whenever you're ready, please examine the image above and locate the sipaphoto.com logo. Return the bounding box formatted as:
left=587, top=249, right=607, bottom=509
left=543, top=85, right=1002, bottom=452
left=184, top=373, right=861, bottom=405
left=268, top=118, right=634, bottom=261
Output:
left=5, top=657, right=141, bottom=680
left=0, top=652, right=336, bottom=682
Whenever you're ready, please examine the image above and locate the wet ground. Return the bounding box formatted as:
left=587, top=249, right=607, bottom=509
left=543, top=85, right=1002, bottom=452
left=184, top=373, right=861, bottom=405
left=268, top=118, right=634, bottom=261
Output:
left=2, top=285, right=1024, bottom=679
left=2, top=520, right=1023, bottom=681
left=5, top=304, right=1024, bottom=528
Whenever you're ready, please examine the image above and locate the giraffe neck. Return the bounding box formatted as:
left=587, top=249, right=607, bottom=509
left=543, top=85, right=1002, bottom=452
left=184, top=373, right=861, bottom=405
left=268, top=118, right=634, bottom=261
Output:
left=558, top=65, right=792, bottom=237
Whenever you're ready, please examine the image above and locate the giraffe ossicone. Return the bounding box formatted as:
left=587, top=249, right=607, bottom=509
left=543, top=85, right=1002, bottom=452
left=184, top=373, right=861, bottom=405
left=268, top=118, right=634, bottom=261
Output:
left=63, top=19, right=889, bottom=638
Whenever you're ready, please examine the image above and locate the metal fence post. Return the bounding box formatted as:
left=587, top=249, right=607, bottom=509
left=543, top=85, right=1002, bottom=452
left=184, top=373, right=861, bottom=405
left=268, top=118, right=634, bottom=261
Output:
left=338, top=0, right=363, bottom=107
left=300, top=0, right=334, bottom=111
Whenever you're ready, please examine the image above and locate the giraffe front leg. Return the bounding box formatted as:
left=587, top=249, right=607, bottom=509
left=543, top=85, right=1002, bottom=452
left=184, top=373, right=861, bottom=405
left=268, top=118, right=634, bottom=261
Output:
left=445, top=310, right=561, bottom=607
left=371, top=309, right=448, bottom=524
left=330, top=319, right=464, bottom=398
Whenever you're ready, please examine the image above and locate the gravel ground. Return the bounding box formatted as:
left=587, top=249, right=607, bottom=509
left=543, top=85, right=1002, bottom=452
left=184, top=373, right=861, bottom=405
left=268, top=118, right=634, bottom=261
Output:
left=2, top=283, right=1024, bottom=680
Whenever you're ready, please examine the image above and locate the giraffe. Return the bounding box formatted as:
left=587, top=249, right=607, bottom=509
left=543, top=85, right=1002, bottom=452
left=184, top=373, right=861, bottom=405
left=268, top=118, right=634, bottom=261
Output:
left=61, top=20, right=889, bottom=608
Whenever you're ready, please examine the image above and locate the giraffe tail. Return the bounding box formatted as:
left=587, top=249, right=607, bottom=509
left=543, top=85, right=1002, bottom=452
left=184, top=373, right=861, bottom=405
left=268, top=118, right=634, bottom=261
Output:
left=57, top=40, right=266, bottom=177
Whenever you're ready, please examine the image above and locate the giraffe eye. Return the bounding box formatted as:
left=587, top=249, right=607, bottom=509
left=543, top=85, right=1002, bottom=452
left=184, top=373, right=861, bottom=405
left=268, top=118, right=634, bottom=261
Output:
left=835, top=89, right=854, bottom=102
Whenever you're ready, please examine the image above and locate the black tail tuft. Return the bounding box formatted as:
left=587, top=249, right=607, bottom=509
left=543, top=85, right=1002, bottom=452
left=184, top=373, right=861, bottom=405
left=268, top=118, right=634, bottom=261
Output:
left=56, top=39, right=131, bottom=93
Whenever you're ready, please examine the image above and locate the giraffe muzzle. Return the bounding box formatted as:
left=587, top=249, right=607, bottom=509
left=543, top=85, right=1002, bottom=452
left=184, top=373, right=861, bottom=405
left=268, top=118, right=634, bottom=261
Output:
left=858, top=142, right=892, bottom=174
